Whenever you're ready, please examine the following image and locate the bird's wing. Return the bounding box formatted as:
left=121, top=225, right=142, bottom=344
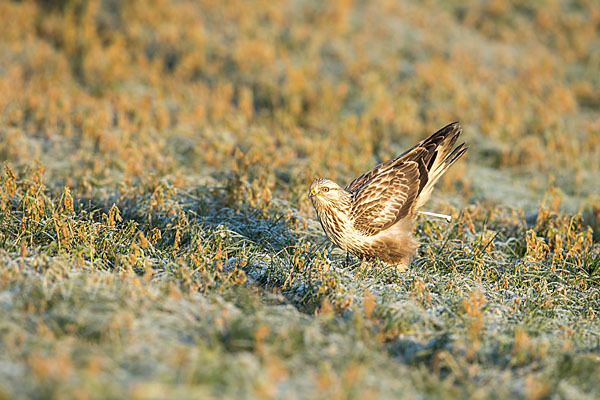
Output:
left=349, top=160, right=421, bottom=236
left=345, top=158, right=394, bottom=193
left=345, top=122, right=462, bottom=195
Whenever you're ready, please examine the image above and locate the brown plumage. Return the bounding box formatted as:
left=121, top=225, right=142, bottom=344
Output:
left=309, top=122, right=468, bottom=265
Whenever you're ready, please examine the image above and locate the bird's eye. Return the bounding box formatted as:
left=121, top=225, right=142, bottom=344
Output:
left=321, top=187, right=330, bottom=193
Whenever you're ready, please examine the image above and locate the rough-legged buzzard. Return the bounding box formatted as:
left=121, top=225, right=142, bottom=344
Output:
left=309, top=122, right=467, bottom=265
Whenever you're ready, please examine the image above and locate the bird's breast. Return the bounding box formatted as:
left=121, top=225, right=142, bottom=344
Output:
left=316, top=208, right=365, bottom=251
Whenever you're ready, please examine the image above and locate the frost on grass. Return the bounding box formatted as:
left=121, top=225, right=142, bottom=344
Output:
left=0, top=162, right=599, bottom=398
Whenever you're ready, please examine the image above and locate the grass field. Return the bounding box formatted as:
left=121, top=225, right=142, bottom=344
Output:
left=1, top=0, right=599, bottom=398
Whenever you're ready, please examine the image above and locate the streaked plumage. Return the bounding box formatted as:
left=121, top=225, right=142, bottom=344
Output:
left=309, top=122, right=468, bottom=265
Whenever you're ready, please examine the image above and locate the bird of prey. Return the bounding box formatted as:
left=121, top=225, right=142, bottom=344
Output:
left=309, top=122, right=467, bottom=265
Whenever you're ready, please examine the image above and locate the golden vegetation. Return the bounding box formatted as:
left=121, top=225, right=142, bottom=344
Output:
left=0, top=0, right=599, bottom=398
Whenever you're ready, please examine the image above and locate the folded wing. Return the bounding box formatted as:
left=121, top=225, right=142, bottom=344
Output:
left=349, top=160, right=420, bottom=236
left=346, top=122, right=468, bottom=236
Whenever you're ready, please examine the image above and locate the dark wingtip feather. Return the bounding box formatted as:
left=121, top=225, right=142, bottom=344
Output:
left=425, top=122, right=461, bottom=143
left=443, top=143, right=468, bottom=166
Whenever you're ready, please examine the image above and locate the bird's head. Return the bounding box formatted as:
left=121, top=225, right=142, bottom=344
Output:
left=309, top=178, right=347, bottom=211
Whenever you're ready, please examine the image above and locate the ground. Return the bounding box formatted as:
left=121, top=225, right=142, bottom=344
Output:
left=0, top=0, right=599, bottom=399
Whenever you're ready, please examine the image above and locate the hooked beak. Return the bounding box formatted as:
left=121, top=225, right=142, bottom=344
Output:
left=309, top=187, right=318, bottom=197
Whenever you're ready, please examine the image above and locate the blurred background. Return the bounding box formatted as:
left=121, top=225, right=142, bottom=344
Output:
left=0, top=0, right=598, bottom=213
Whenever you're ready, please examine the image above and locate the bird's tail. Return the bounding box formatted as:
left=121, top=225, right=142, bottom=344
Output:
left=415, top=123, right=468, bottom=210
